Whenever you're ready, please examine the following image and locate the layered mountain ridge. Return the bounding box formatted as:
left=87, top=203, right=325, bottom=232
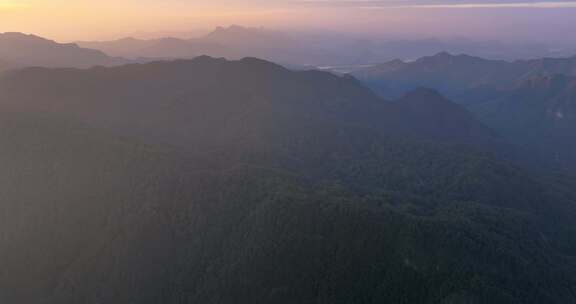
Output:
left=353, top=52, right=576, bottom=101
left=0, top=56, right=498, bottom=149
left=0, top=32, right=125, bottom=71
left=353, top=52, right=576, bottom=170
left=77, top=26, right=320, bottom=65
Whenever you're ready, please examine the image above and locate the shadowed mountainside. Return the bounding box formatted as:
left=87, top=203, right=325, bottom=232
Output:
left=0, top=56, right=498, bottom=149
left=353, top=52, right=576, bottom=171
left=0, top=57, right=575, bottom=303
left=471, top=74, right=576, bottom=171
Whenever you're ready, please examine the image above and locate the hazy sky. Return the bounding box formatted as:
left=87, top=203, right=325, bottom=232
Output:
left=1, top=0, right=576, bottom=42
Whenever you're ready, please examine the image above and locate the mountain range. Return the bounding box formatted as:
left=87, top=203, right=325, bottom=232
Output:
left=352, top=52, right=576, bottom=101
left=0, top=56, right=497, bottom=149
left=77, top=26, right=330, bottom=66
left=77, top=25, right=576, bottom=68
left=352, top=52, right=576, bottom=171
left=1, top=29, right=573, bottom=73
left=1, top=56, right=576, bottom=303
left=2, top=25, right=576, bottom=304
left=0, top=32, right=125, bottom=72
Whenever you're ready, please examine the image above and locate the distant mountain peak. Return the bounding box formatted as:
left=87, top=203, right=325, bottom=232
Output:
left=434, top=51, right=453, bottom=57
left=206, top=25, right=270, bottom=38
left=1, top=32, right=40, bottom=38
left=416, top=52, right=490, bottom=65
left=416, top=51, right=454, bottom=62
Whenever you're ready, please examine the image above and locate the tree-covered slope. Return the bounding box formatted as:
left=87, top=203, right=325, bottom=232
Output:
left=0, top=58, right=575, bottom=303
left=470, top=74, right=576, bottom=171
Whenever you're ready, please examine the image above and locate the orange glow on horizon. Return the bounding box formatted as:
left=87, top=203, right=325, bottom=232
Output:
left=0, top=1, right=298, bottom=40
left=1, top=0, right=575, bottom=42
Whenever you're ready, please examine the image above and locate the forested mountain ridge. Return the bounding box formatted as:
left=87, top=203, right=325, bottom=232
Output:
left=0, top=56, right=498, bottom=148
left=0, top=57, right=576, bottom=303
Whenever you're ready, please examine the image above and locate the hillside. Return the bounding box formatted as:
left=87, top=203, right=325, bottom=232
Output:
left=0, top=57, right=575, bottom=303
left=471, top=74, right=576, bottom=171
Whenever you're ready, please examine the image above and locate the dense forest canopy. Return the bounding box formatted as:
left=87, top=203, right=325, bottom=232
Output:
left=0, top=56, right=575, bottom=303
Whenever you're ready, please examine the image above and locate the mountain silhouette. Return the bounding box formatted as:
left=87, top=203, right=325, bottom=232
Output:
left=204, top=25, right=299, bottom=49
left=77, top=26, right=342, bottom=66
left=0, top=32, right=125, bottom=70
left=77, top=25, right=297, bottom=59
left=0, top=56, right=499, bottom=151
left=353, top=52, right=576, bottom=101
